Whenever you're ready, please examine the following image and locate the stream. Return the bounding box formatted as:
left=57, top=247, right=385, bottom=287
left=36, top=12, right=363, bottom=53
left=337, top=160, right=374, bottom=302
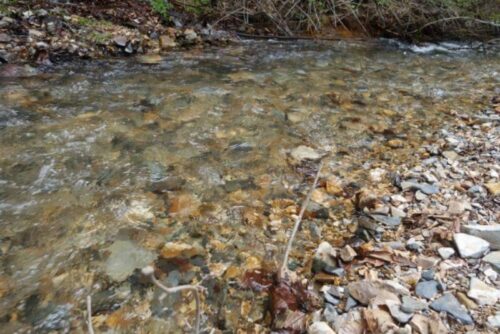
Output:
left=0, top=40, right=499, bottom=333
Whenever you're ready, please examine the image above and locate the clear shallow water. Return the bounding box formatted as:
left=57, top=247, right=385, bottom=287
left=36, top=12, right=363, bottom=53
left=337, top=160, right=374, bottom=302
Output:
left=0, top=40, right=498, bottom=332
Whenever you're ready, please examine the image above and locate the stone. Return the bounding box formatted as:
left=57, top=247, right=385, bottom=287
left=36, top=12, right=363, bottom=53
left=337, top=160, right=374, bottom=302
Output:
left=485, top=182, right=500, bottom=195
left=401, top=180, right=439, bottom=195
left=415, top=280, right=438, bottom=299
left=369, top=168, right=386, bottom=182
left=339, top=245, right=357, bottom=262
left=159, top=35, right=177, bottom=49
left=386, top=300, right=413, bottom=323
left=308, top=321, right=336, bottom=334
left=487, top=313, right=500, bottom=328
left=409, top=314, right=430, bottom=334
left=462, top=224, right=500, bottom=250
left=437, top=247, right=455, bottom=260
left=421, top=270, right=435, bottom=281
left=160, top=242, right=203, bottom=259
left=0, top=33, right=11, bottom=43
left=332, top=310, right=364, bottom=334
left=369, top=214, right=401, bottom=229
left=442, top=150, right=459, bottom=161
left=416, top=255, right=439, bottom=269
left=453, top=233, right=490, bottom=258
left=401, top=296, right=427, bottom=313
left=184, top=28, right=198, bottom=41
left=430, top=293, right=473, bottom=325
left=290, top=145, right=322, bottom=162
left=313, top=242, right=337, bottom=273
left=387, top=139, right=404, bottom=148
left=104, top=240, right=155, bottom=281
left=483, top=251, right=500, bottom=272
left=415, top=191, right=427, bottom=201
left=456, top=292, right=477, bottom=310
left=347, top=280, right=399, bottom=305
left=138, top=55, right=164, bottom=65
left=113, top=35, right=128, bottom=47
left=467, top=277, right=500, bottom=305
left=390, top=206, right=406, bottom=218
left=447, top=200, right=471, bottom=214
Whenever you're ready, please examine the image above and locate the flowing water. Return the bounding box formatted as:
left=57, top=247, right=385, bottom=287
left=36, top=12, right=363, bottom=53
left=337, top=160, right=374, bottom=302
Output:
left=0, top=40, right=498, bottom=332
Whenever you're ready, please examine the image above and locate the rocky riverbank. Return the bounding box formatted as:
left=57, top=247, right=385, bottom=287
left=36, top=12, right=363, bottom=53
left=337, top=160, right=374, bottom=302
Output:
left=0, top=1, right=233, bottom=66
left=295, top=97, right=500, bottom=333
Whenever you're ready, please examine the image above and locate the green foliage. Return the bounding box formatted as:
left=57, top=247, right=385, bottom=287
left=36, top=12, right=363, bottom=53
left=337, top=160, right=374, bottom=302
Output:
left=149, top=0, right=171, bottom=21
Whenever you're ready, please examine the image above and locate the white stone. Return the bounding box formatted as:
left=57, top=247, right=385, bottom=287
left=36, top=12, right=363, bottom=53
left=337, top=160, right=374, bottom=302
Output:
left=390, top=206, right=406, bottom=218
left=369, top=168, right=386, bottom=182
left=438, top=247, right=455, bottom=259
left=308, top=321, right=336, bottom=334
left=483, top=251, right=500, bottom=272
left=290, top=145, right=322, bottom=162
left=487, top=313, right=500, bottom=328
left=454, top=233, right=490, bottom=258
left=462, top=224, right=500, bottom=250
left=467, top=278, right=500, bottom=305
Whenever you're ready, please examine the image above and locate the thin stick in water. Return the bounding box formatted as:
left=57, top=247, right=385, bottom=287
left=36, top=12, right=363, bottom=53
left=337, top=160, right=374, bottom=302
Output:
left=87, top=295, right=95, bottom=334
left=280, top=161, right=323, bottom=280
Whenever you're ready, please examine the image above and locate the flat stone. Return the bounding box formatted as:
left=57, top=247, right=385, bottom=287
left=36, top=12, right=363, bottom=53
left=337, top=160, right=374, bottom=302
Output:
left=401, top=180, right=439, bottom=195
left=390, top=206, right=406, bottom=218
left=483, top=251, right=500, bottom=272
left=339, top=245, right=357, bottom=262
left=485, top=182, right=500, bottom=195
left=430, top=293, right=473, bottom=325
left=438, top=247, right=455, bottom=259
left=462, top=224, right=500, bottom=250
left=415, top=280, right=438, bottom=299
left=347, top=280, right=399, bottom=305
left=401, top=296, right=427, bottom=313
left=0, top=33, right=11, bottom=43
left=290, top=145, right=322, bottom=163
left=369, top=214, right=401, bottom=229
left=467, top=277, right=500, bottom=305
left=386, top=300, right=413, bottom=323
left=113, top=35, right=128, bottom=47
left=453, top=233, right=489, bottom=258
left=308, top=321, right=336, bottom=334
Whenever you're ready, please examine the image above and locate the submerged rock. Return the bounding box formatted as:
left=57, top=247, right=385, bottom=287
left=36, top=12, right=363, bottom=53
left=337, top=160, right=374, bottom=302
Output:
left=290, top=145, right=322, bottom=163
left=104, top=240, right=155, bottom=281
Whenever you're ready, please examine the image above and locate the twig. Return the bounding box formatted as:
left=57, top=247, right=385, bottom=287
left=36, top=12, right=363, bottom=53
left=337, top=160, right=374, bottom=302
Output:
left=86, top=296, right=95, bottom=334
left=279, top=160, right=323, bottom=280
left=142, top=266, right=204, bottom=334
left=410, top=16, right=500, bottom=34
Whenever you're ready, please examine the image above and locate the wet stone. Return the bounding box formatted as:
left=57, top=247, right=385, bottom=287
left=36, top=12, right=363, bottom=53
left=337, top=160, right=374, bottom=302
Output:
left=104, top=240, right=155, bottom=282
left=430, top=293, right=473, bottom=324
left=415, top=280, right=439, bottom=299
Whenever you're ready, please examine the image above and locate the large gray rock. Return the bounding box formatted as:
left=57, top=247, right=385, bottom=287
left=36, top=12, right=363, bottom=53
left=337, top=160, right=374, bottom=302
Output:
left=430, top=293, right=473, bottom=325
left=453, top=233, right=489, bottom=258
left=462, top=224, right=500, bottom=250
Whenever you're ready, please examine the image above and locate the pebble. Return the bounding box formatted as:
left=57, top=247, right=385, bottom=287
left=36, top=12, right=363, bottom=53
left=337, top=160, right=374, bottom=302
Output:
left=453, top=233, right=490, bottom=258
left=438, top=247, right=455, bottom=259
left=467, top=277, right=500, bottom=305
left=430, top=293, right=473, bottom=324
left=415, top=280, right=438, bottom=299
left=308, top=321, right=336, bottom=334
